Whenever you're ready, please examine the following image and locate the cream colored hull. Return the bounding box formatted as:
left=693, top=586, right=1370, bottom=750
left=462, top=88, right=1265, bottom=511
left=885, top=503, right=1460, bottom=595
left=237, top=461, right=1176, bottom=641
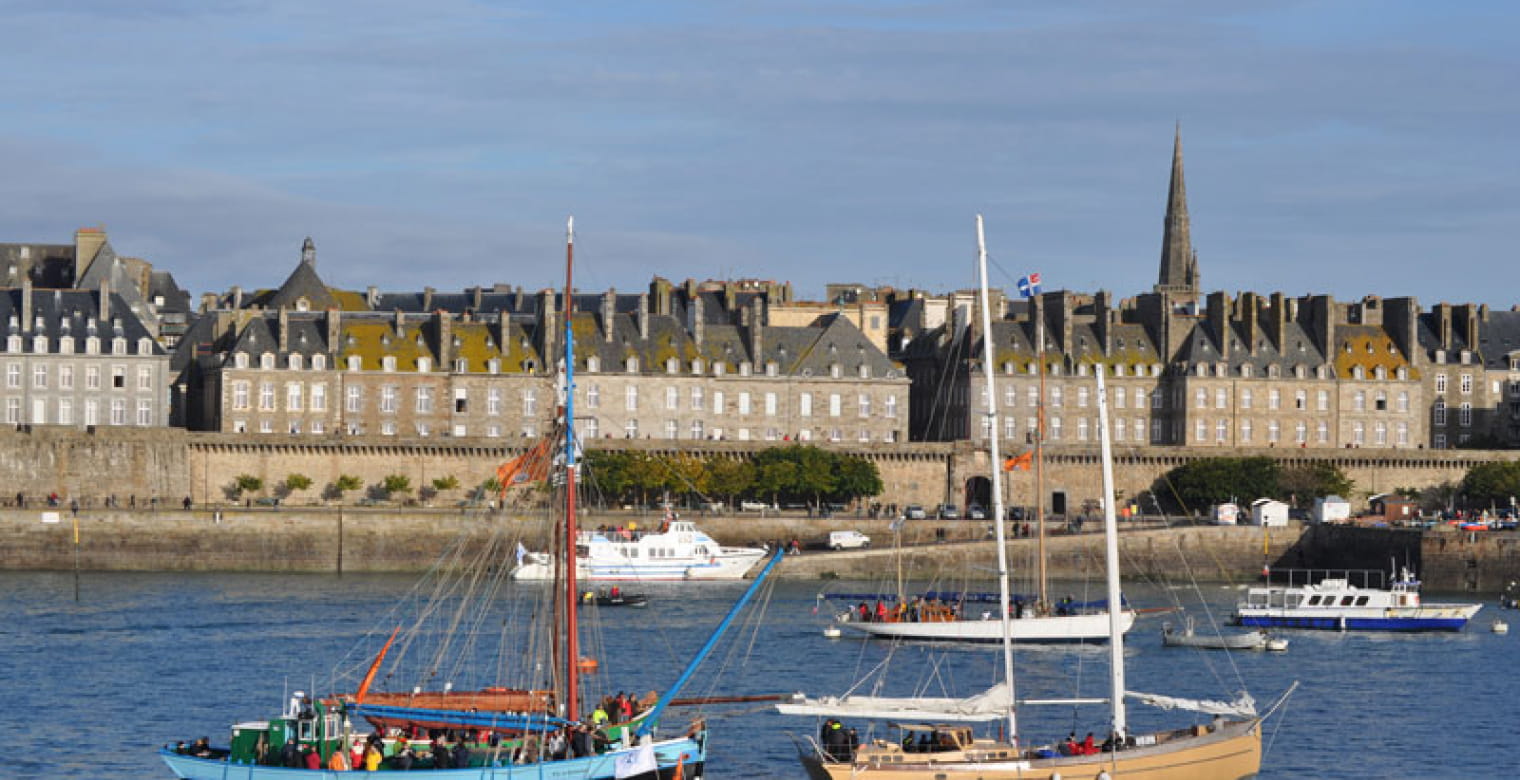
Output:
left=800, top=720, right=1261, bottom=780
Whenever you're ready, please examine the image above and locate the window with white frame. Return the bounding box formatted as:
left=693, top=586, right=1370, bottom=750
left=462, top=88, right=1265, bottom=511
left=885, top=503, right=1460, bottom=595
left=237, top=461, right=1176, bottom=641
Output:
left=1433, top=400, right=1446, bottom=426
left=1049, top=417, right=1062, bottom=440
left=58, top=399, right=72, bottom=425
left=380, top=385, right=397, bottom=413
left=1460, top=374, right=1472, bottom=394
left=311, top=383, right=326, bottom=412
left=1241, top=419, right=1253, bottom=443
left=259, top=382, right=275, bottom=410
left=110, top=398, right=127, bottom=425
left=1269, top=389, right=1280, bottom=410
left=765, top=392, right=777, bottom=416
left=4, top=364, right=18, bottom=388
left=287, top=383, right=303, bottom=411
left=1079, top=417, right=1090, bottom=441
left=1317, top=420, right=1329, bottom=443
left=1268, top=420, right=1280, bottom=442
left=260, top=353, right=275, bottom=370
left=1397, top=422, right=1408, bottom=445
left=1194, top=388, right=1206, bottom=408
left=691, top=387, right=704, bottom=411
left=584, top=418, right=599, bottom=439
left=346, top=385, right=361, bottom=412
left=738, top=392, right=752, bottom=415
left=625, top=386, right=638, bottom=411
left=112, top=365, right=126, bottom=389
left=289, top=353, right=303, bottom=371
left=1051, top=387, right=1063, bottom=407
left=712, top=390, right=724, bottom=415
left=664, top=419, right=677, bottom=439
left=1195, top=419, right=1206, bottom=441
left=87, top=365, right=101, bottom=390
left=829, top=393, right=841, bottom=417
left=3, top=398, right=17, bottom=424
left=416, top=386, right=435, bottom=414
left=136, top=400, right=153, bottom=426
left=1459, top=403, right=1472, bottom=427
left=1354, top=391, right=1365, bottom=412
left=1114, top=418, right=1126, bottom=441
left=1295, top=421, right=1307, bottom=443
left=59, top=366, right=73, bottom=389
left=1004, top=416, right=1017, bottom=440
left=690, top=419, right=703, bottom=439
left=857, top=394, right=870, bottom=418
left=1435, top=373, right=1447, bottom=393
left=1352, top=421, right=1365, bottom=445
left=520, top=388, right=534, bottom=417
left=1375, top=421, right=1387, bottom=445
left=486, top=388, right=501, bottom=415
left=1114, top=387, right=1126, bottom=409
left=665, top=387, right=678, bottom=410
left=32, top=365, right=46, bottom=389
left=586, top=384, right=599, bottom=409
left=885, top=395, right=897, bottom=418
left=799, top=392, right=812, bottom=417
left=625, top=419, right=638, bottom=438
left=1079, top=387, right=1090, bottom=408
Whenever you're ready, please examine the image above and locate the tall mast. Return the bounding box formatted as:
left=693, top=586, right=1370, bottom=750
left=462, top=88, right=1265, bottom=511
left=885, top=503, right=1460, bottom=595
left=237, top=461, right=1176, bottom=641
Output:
left=562, top=216, right=580, bottom=722
left=1095, top=366, right=1127, bottom=736
left=975, top=215, right=1018, bottom=747
left=1034, top=297, right=1048, bottom=609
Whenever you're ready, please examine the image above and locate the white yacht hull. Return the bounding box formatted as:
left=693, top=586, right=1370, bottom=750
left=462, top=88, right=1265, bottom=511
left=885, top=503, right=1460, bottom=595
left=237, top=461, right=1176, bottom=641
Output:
left=839, top=610, right=1136, bottom=643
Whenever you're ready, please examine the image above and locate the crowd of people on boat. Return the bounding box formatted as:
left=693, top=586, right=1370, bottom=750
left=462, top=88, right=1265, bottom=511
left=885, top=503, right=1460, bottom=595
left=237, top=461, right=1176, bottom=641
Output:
left=817, top=719, right=859, bottom=761
left=846, top=594, right=1085, bottom=624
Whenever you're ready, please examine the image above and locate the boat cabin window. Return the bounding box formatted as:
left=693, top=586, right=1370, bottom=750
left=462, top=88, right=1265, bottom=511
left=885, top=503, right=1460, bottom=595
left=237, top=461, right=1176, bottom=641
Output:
left=1306, top=595, right=1321, bottom=606
left=1354, top=596, right=1369, bottom=606
left=1340, top=596, right=1354, bottom=606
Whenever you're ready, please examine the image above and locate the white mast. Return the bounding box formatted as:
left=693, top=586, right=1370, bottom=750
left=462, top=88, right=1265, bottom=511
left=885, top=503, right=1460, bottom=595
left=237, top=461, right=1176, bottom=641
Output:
left=1095, top=366, right=1127, bottom=736
left=975, top=215, right=1018, bottom=747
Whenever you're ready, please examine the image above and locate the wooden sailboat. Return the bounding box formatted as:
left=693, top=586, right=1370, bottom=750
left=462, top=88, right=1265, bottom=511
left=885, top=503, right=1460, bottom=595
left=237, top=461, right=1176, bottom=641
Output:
left=160, top=218, right=784, bottom=779
left=782, top=215, right=1283, bottom=780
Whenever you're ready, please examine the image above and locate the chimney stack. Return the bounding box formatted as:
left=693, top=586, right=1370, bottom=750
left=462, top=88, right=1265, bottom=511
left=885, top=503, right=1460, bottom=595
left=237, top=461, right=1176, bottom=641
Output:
left=20, top=277, right=32, bottom=334
left=602, top=290, right=617, bottom=342
left=278, top=306, right=289, bottom=353
left=99, top=279, right=111, bottom=323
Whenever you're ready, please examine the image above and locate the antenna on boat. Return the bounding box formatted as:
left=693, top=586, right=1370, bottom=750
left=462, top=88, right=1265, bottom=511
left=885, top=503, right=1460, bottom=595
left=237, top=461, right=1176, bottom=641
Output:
left=974, top=214, right=1019, bottom=748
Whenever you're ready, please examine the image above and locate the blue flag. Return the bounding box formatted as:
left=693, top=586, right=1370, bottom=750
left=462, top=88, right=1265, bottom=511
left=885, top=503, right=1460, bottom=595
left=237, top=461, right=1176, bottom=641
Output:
left=1017, top=273, right=1042, bottom=298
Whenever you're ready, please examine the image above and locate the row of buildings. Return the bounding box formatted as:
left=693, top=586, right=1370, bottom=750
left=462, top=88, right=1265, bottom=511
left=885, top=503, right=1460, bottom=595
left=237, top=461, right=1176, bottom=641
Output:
left=2, top=131, right=1517, bottom=451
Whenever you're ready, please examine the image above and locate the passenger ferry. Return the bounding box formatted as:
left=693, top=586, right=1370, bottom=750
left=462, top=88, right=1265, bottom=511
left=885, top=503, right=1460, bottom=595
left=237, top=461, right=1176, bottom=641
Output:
left=1233, top=568, right=1481, bottom=631
left=511, top=519, right=768, bottom=581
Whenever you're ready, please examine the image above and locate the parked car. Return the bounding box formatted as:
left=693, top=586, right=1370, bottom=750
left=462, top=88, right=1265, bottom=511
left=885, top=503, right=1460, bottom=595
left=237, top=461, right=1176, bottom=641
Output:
left=739, top=500, right=771, bottom=512
left=813, top=530, right=871, bottom=551
left=937, top=504, right=960, bottom=520
left=905, top=504, right=927, bottom=520
left=967, top=505, right=987, bottom=520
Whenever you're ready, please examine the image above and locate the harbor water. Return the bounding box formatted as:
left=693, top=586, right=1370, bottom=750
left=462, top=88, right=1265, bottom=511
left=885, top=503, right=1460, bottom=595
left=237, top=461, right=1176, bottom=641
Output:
left=2, top=571, right=1512, bottom=778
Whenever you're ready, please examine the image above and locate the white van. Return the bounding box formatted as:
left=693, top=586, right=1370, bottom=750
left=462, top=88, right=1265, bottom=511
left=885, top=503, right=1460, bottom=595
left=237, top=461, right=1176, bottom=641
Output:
left=818, top=530, right=871, bottom=550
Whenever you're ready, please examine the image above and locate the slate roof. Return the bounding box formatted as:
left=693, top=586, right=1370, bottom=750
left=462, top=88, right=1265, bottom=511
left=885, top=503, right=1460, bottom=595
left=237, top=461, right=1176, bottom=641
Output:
left=0, top=288, right=162, bottom=354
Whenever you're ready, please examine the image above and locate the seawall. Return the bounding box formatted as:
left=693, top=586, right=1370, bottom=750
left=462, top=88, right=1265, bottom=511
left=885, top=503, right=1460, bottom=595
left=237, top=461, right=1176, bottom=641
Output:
left=7, top=508, right=1511, bottom=592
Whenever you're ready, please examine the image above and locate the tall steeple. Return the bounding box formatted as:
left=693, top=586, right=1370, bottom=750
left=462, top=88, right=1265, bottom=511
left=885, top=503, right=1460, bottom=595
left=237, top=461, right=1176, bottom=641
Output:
left=1154, top=124, right=1199, bottom=299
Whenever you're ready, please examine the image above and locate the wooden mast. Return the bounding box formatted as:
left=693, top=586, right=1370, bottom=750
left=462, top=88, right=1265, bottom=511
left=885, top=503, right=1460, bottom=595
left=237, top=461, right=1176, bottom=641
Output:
left=562, top=216, right=581, bottom=722
left=1034, top=293, right=1048, bottom=610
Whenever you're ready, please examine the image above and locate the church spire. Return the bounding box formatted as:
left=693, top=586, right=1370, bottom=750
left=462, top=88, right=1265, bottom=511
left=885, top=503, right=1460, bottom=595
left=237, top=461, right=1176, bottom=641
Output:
left=1155, top=124, right=1199, bottom=298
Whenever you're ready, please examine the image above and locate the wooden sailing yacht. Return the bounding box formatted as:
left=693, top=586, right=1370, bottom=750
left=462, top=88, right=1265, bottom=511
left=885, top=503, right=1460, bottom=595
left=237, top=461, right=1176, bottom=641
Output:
left=781, top=216, right=1281, bottom=780
left=160, top=218, right=784, bottom=779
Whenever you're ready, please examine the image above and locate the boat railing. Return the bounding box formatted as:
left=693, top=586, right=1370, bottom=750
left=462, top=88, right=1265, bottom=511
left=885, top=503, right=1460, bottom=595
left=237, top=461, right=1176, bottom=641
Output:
left=1267, top=568, right=1389, bottom=589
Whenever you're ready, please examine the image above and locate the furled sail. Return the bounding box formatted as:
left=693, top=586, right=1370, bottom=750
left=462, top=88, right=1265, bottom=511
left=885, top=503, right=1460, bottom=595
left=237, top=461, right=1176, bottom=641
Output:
left=776, top=682, right=1011, bottom=722
left=1126, top=690, right=1257, bottom=718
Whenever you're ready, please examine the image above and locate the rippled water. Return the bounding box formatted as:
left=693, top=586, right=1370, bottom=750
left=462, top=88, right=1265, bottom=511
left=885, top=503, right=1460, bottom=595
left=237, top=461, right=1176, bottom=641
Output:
left=1, top=571, right=1511, bottom=778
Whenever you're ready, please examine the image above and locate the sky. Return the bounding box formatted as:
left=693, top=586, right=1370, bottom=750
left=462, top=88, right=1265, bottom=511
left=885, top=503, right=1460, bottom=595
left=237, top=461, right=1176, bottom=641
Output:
left=0, top=1, right=1515, bottom=307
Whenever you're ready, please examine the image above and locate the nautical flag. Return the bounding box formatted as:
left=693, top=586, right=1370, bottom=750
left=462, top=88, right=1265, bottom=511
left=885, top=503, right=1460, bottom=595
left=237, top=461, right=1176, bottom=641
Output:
left=1016, top=273, right=1042, bottom=298
left=515, top=542, right=528, bottom=567
left=1002, top=451, right=1033, bottom=471
left=613, top=744, right=658, bottom=778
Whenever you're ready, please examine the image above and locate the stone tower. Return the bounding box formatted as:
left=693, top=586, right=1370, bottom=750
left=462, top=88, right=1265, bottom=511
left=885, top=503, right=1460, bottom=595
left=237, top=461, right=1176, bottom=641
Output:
left=1154, top=125, right=1200, bottom=300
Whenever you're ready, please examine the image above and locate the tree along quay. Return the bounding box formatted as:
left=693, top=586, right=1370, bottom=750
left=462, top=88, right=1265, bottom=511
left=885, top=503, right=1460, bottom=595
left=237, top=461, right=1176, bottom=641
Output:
left=2, top=506, right=1513, bottom=592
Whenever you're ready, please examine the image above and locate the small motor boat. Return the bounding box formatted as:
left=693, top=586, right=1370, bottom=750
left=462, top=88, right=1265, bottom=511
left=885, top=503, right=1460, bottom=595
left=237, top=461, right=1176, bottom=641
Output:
left=822, top=625, right=842, bottom=639
left=1492, top=619, right=1509, bottom=635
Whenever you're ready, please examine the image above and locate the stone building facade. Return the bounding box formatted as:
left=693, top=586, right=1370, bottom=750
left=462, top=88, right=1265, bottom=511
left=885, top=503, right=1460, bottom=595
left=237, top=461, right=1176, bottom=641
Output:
left=178, top=244, right=909, bottom=445
left=0, top=280, right=171, bottom=429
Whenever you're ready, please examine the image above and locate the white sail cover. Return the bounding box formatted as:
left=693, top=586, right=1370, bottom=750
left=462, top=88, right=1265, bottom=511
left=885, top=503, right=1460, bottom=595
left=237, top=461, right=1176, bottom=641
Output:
left=1127, top=690, right=1257, bottom=718
left=776, top=682, right=1012, bottom=722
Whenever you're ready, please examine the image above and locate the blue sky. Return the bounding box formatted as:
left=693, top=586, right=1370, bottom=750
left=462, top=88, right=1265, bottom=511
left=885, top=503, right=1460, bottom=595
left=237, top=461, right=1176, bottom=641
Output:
left=1, top=1, right=1514, bottom=306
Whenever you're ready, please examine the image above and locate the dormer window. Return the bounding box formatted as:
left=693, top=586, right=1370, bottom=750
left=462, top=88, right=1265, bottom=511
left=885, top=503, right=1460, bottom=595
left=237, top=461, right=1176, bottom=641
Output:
left=859, top=364, right=871, bottom=379
left=382, top=356, right=397, bottom=372
left=487, top=358, right=500, bottom=374
left=586, top=356, right=600, bottom=373
left=626, top=356, right=639, bottom=373
left=666, top=357, right=679, bottom=374
left=347, top=355, right=361, bottom=371
left=260, top=353, right=275, bottom=369
left=417, top=357, right=432, bottom=373
left=767, top=361, right=779, bottom=377
left=713, top=362, right=726, bottom=377
left=288, top=354, right=303, bottom=371
left=59, top=337, right=74, bottom=355
left=829, top=363, right=842, bottom=379
left=1241, top=364, right=1252, bottom=378
left=138, top=337, right=153, bottom=355
left=112, top=337, right=127, bottom=355
left=691, top=359, right=703, bottom=374
left=454, top=359, right=467, bottom=373
left=32, top=335, right=47, bottom=352
left=739, top=362, right=751, bottom=377
left=235, top=353, right=249, bottom=369
left=311, top=354, right=325, bottom=371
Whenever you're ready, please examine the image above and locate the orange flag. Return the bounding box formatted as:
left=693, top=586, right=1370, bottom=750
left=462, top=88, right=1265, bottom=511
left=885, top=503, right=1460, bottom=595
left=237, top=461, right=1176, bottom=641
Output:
left=1002, top=451, right=1033, bottom=472
left=495, top=436, right=556, bottom=498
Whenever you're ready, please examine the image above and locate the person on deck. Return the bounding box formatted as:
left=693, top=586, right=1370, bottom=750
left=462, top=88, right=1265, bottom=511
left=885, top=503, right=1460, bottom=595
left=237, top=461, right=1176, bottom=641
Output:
left=364, top=741, right=384, bottom=771
left=430, top=737, right=450, bottom=769
left=452, top=740, right=471, bottom=768
left=392, top=739, right=417, bottom=770
left=190, top=738, right=214, bottom=758
left=279, top=740, right=302, bottom=768
left=303, top=746, right=321, bottom=770
left=1081, top=732, right=1096, bottom=755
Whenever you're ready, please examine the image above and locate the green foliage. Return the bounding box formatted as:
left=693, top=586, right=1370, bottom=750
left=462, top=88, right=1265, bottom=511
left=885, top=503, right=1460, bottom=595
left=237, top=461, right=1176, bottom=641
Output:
left=578, top=445, right=881, bottom=508
left=1461, top=461, right=1520, bottom=507
left=431, top=475, right=460, bottom=492
left=1277, top=462, right=1353, bottom=507
left=381, top=474, right=412, bottom=496
left=1158, top=456, right=1354, bottom=512
left=283, top=473, right=313, bottom=493
left=334, top=474, right=363, bottom=493
left=233, top=474, right=263, bottom=497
